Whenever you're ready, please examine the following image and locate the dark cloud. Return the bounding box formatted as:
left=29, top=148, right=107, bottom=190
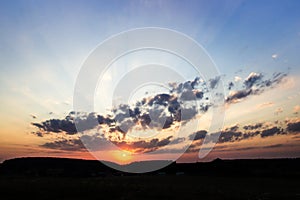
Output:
left=286, top=121, right=300, bottom=133
left=104, top=77, right=210, bottom=134
left=217, top=131, right=243, bottom=143
left=32, top=122, right=45, bottom=130
left=244, top=72, right=262, bottom=89
left=209, top=76, right=220, bottom=89
left=32, top=72, right=291, bottom=154
left=228, top=82, right=234, bottom=90
left=242, top=131, right=260, bottom=139
left=41, top=135, right=182, bottom=154
left=80, top=135, right=114, bottom=151
left=180, top=106, right=198, bottom=121
left=188, top=121, right=294, bottom=146
left=32, top=131, right=43, bottom=137
left=41, top=139, right=86, bottom=151
left=195, top=91, right=204, bottom=99
left=225, top=125, right=239, bottom=132
left=32, top=119, right=76, bottom=134
left=148, top=94, right=173, bottom=106
left=226, top=72, right=287, bottom=104
left=140, top=113, right=152, bottom=127
left=262, top=144, right=284, bottom=149
left=191, top=77, right=200, bottom=89
left=172, top=79, right=198, bottom=93
left=179, top=90, right=196, bottom=101
left=106, top=78, right=208, bottom=133
left=189, top=130, right=207, bottom=141
left=40, top=117, right=300, bottom=154
left=189, top=129, right=243, bottom=144
left=30, top=114, right=37, bottom=119
left=32, top=112, right=99, bottom=135
left=261, top=127, right=282, bottom=138
left=124, top=135, right=185, bottom=152
left=269, top=72, right=287, bottom=85
left=163, top=116, right=173, bottom=129
left=226, top=89, right=252, bottom=103
left=243, top=123, right=263, bottom=130
left=167, top=97, right=180, bottom=114
left=97, top=115, right=115, bottom=126
left=33, top=72, right=286, bottom=137
left=39, top=126, right=190, bottom=154
left=113, top=136, right=175, bottom=153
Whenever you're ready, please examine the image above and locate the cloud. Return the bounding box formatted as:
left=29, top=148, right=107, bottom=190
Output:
left=189, top=130, right=207, bottom=141
left=80, top=135, right=115, bottom=151
left=256, top=102, right=274, bottom=109
left=234, top=76, right=242, bottom=82
left=33, top=72, right=288, bottom=137
left=226, top=72, right=287, bottom=104
left=41, top=139, right=86, bottom=151
left=135, top=136, right=185, bottom=151
left=243, top=123, right=263, bottom=130
left=189, top=126, right=245, bottom=144
left=33, top=76, right=214, bottom=138
left=32, top=72, right=291, bottom=154
left=262, top=144, right=283, bottom=149
left=286, top=121, right=300, bottom=133
left=226, top=89, right=252, bottom=104
left=116, top=136, right=174, bottom=153
left=161, top=118, right=300, bottom=155
left=225, top=124, right=239, bottom=132
left=208, top=76, right=221, bottom=89
left=30, top=114, right=37, bottom=119
left=116, top=136, right=172, bottom=153
left=41, top=135, right=185, bottom=154
left=272, top=54, right=278, bottom=59
left=261, top=126, right=283, bottom=137
left=40, top=118, right=300, bottom=154
left=228, top=81, right=234, bottom=90
left=189, top=121, right=294, bottom=145
left=217, top=130, right=243, bottom=143
left=244, top=72, right=262, bottom=89
left=32, top=112, right=99, bottom=135
left=184, top=120, right=300, bottom=154
left=32, top=131, right=43, bottom=137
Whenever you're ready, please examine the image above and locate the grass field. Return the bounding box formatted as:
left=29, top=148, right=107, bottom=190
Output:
left=0, top=175, right=299, bottom=200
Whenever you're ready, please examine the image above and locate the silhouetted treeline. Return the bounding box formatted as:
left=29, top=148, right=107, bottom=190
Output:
left=0, top=157, right=299, bottom=178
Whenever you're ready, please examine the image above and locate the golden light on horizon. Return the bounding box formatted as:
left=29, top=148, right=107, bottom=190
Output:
left=112, top=150, right=133, bottom=164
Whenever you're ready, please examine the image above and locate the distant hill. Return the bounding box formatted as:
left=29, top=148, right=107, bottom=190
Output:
left=0, top=157, right=299, bottom=177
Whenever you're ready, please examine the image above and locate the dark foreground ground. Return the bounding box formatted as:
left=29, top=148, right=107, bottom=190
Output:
left=0, top=157, right=299, bottom=199
left=0, top=175, right=299, bottom=200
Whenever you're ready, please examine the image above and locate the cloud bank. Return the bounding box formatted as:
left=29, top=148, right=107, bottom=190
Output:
left=31, top=71, right=290, bottom=153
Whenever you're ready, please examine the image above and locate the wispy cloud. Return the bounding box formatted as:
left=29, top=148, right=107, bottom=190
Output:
left=226, top=72, right=287, bottom=104
left=256, top=102, right=274, bottom=109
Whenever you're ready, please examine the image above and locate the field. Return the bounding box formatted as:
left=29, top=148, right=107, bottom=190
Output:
left=0, top=175, right=299, bottom=200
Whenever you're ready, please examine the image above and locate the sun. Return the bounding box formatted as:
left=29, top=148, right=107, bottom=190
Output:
left=112, top=150, right=133, bottom=164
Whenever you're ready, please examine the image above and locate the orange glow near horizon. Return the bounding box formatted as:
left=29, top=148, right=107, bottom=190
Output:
left=112, top=150, right=133, bottom=164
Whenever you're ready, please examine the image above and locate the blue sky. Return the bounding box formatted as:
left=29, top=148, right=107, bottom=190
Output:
left=0, top=0, right=300, bottom=163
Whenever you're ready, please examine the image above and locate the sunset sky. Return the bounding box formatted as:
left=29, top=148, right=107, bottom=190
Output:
left=1, top=0, right=300, bottom=164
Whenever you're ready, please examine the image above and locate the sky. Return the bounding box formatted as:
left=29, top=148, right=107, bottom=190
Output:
left=0, top=0, right=300, bottom=164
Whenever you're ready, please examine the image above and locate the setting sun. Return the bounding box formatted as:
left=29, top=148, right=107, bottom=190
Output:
left=112, top=151, right=133, bottom=164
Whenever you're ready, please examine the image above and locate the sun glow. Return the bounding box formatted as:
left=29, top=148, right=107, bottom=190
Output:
left=112, top=150, right=133, bottom=164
